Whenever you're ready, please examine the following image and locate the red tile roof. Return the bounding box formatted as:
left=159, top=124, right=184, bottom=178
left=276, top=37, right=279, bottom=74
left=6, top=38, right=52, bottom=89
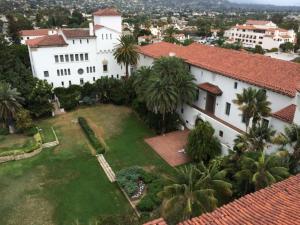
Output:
left=179, top=174, right=300, bottom=225
left=145, top=175, right=300, bottom=225
left=20, top=29, right=49, bottom=36
left=272, top=104, right=296, bottom=123
left=139, top=42, right=300, bottom=97
left=246, top=20, right=272, bottom=25
left=26, top=35, right=67, bottom=47
left=62, top=29, right=91, bottom=38
left=143, top=218, right=167, bottom=225
left=198, top=82, right=222, bottom=96
left=93, top=8, right=121, bottom=16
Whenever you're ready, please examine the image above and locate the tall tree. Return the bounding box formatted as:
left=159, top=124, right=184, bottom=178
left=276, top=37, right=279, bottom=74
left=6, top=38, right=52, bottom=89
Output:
left=0, top=82, right=23, bottom=128
left=233, top=87, right=271, bottom=132
left=114, top=35, right=139, bottom=78
left=158, top=163, right=231, bottom=224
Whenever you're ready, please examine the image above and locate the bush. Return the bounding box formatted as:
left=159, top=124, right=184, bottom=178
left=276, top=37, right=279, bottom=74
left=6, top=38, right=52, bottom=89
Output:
left=0, top=127, right=9, bottom=135
left=82, top=96, right=96, bottom=105
left=136, top=196, right=156, bottom=212
left=78, top=117, right=105, bottom=154
left=24, top=126, right=38, bottom=136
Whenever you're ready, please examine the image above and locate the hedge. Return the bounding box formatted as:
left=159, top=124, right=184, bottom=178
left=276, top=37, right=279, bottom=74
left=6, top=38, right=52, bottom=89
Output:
left=0, top=132, right=42, bottom=157
left=78, top=117, right=105, bottom=154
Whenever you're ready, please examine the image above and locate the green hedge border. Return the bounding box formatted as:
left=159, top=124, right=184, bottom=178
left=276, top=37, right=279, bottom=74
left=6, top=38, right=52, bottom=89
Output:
left=78, top=117, right=105, bottom=154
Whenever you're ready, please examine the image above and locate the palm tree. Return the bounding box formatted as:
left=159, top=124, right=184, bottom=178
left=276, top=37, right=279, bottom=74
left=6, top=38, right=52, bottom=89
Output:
left=0, top=82, right=23, bottom=130
left=275, top=124, right=300, bottom=173
left=132, top=66, right=153, bottom=101
left=234, top=123, right=276, bottom=152
left=145, top=75, right=178, bottom=133
left=114, top=35, right=139, bottom=78
left=233, top=87, right=271, bottom=132
left=176, top=73, right=197, bottom=108
left=234, top=152, right=289, bottom=193
left=164, top=26, right=178, bottom=38
left=158, top=163, right=231, bottom=223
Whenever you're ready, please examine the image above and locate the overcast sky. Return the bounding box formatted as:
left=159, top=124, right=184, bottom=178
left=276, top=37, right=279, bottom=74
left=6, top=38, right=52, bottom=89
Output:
left=230, top=0, right=300, bottom=6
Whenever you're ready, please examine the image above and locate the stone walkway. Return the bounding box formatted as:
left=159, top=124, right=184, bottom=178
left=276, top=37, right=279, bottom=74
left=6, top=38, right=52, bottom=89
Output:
left=96, top=154, right=116, bottom=182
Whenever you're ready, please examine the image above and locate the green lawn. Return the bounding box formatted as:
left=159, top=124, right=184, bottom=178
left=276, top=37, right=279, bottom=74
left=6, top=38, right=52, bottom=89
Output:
left=38, top=123, right=57, bottom=143
left=0, top=134, right=33, bottom=152
left=0, top=105, right=171, bottom=225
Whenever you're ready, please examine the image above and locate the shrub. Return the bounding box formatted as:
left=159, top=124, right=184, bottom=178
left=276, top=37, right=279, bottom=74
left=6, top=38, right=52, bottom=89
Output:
left=15, top=109, right=33, bottom=132
left=0, top=127, right=9, bottom=135
left=82, top=96, right=96, bottom=105
left=78, top=117, right=105, bottom=154
left=136, top=196, right=156, bottom=212
left=24, top=126, right=38, bottom=136
left=116, top=166, right=145, bottom=196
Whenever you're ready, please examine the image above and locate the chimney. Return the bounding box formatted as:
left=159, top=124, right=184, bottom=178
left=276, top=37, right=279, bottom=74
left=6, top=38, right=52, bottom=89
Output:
left=89, top=22, right=94, bottom=36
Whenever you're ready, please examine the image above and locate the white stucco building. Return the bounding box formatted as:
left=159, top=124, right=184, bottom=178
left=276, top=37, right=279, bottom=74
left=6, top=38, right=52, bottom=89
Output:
left=224, top=20, right=297, bottom=50
left=138, top=41, right=300, bottom=154
left=21, top=8, right=126, bottom=88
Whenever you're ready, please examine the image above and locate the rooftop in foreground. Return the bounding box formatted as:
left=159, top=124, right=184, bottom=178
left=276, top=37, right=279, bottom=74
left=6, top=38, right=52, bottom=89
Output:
left=139, top=42, right=300, bottom=97
left=145, top=174, right=300, bottom=225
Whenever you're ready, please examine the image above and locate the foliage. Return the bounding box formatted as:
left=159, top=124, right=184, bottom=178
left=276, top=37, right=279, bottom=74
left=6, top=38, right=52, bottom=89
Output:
left=27, top=80, right=53, bottom=117
left=279, top=42, right=294, bottom=52
left=0, top=127, right=9, bottom=135
left=6, top=14, right=33, bottom=44
left=234, top=151, right=290, bottom=192
left=78, top=117, right=105, bottom=154
left=15, top=109, right=33, bottom=132
left=182, top=39, right=194, bottom=46
left=221, top=42, right=242, bottom=50
left=233, top=87, right=271, bottom=132
left=186, top=121, right=222, bottom=163
left=158, top=163, right=231, bottom=223
left=253, top=45, right=264, bottom=54
left=116, top=166, right=145, bottom=196
left=0, top=82, right=23, bottom=124
left=54, top=85, right=81, bottom=110
left=234, top=123, right=276, bottom=153
left=114, top=35, right=139, bottom=77
left=133, top=57, right=197, bottom=133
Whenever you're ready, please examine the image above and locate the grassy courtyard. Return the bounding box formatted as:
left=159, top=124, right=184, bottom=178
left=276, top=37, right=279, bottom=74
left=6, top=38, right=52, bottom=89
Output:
left=0, top=105, right=172, bottom=225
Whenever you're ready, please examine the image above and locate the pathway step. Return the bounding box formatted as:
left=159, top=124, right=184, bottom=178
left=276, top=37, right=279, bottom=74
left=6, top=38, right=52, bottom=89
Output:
left=96, top=154, right=116, bottom=182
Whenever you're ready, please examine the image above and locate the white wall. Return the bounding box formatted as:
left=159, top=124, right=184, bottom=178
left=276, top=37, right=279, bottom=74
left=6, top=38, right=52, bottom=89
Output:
left=94, top=15, right=122, bottom=33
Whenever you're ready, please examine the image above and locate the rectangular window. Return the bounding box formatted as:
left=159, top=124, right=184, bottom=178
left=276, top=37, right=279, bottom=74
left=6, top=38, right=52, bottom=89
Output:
left=55, top=55, right=59, bottom=63
left=106, top=34, right=108, bottom=39
left=70, top=54, right=74, bottom=62
left=60, top=55, right=64, bottom=62
left=80, top=39, right=82, bottom=44
left=61, top=81, right=64, bottom=86
left=110, top=34, right=112, bottom=39
left=80, top=78, right=84, bottom=85
left=93, top=66, right=95, bottom=72
left=85, top=53, right=88, bottom=61
left=262, top=119, right=269, bottom=128
left=219, top=130, right=223, bottom=137
left=75, top=54, right=79, bottom=61
left=117, top=74, right=119, bottom=79
left=93, top=77, right=95, bottom=81
left=72, top=40, right=75, bottom=44
left=57, top=69, right=60, bottom=76
left=87, top=39, right=89, bottom=43
left=61, top=69, right=64, bottom=76
left=103, top=64, right=108, bottom=72
left=69, top=81, right=72, bottom=86
left=65, top=54, right=69, bottom=62
left=64, top=69, right=67, bottom=75
left=68, top=69, right=71, bottom=75
left=196, top=90, right=199, bottom=101
left=80, top=54, right=84, bottom=61
left=102, top=34, right=104, bottom=39
left=225, top=102, right=231, bottom=115
left=87, top=67, right=89, bottom=73
left=234, top=82, right=238, bottom=89
left=44, top=71, right=49, bottom=77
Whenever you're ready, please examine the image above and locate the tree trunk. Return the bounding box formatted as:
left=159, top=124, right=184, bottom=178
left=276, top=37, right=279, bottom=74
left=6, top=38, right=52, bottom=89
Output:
left=162, top=113, right=166, bottom=134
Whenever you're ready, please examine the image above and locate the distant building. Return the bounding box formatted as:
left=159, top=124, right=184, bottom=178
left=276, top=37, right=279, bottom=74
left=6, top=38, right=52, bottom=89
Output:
left=224, top=20, right=297, bottom=50
left=21, top=8, right=127, bottom=88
